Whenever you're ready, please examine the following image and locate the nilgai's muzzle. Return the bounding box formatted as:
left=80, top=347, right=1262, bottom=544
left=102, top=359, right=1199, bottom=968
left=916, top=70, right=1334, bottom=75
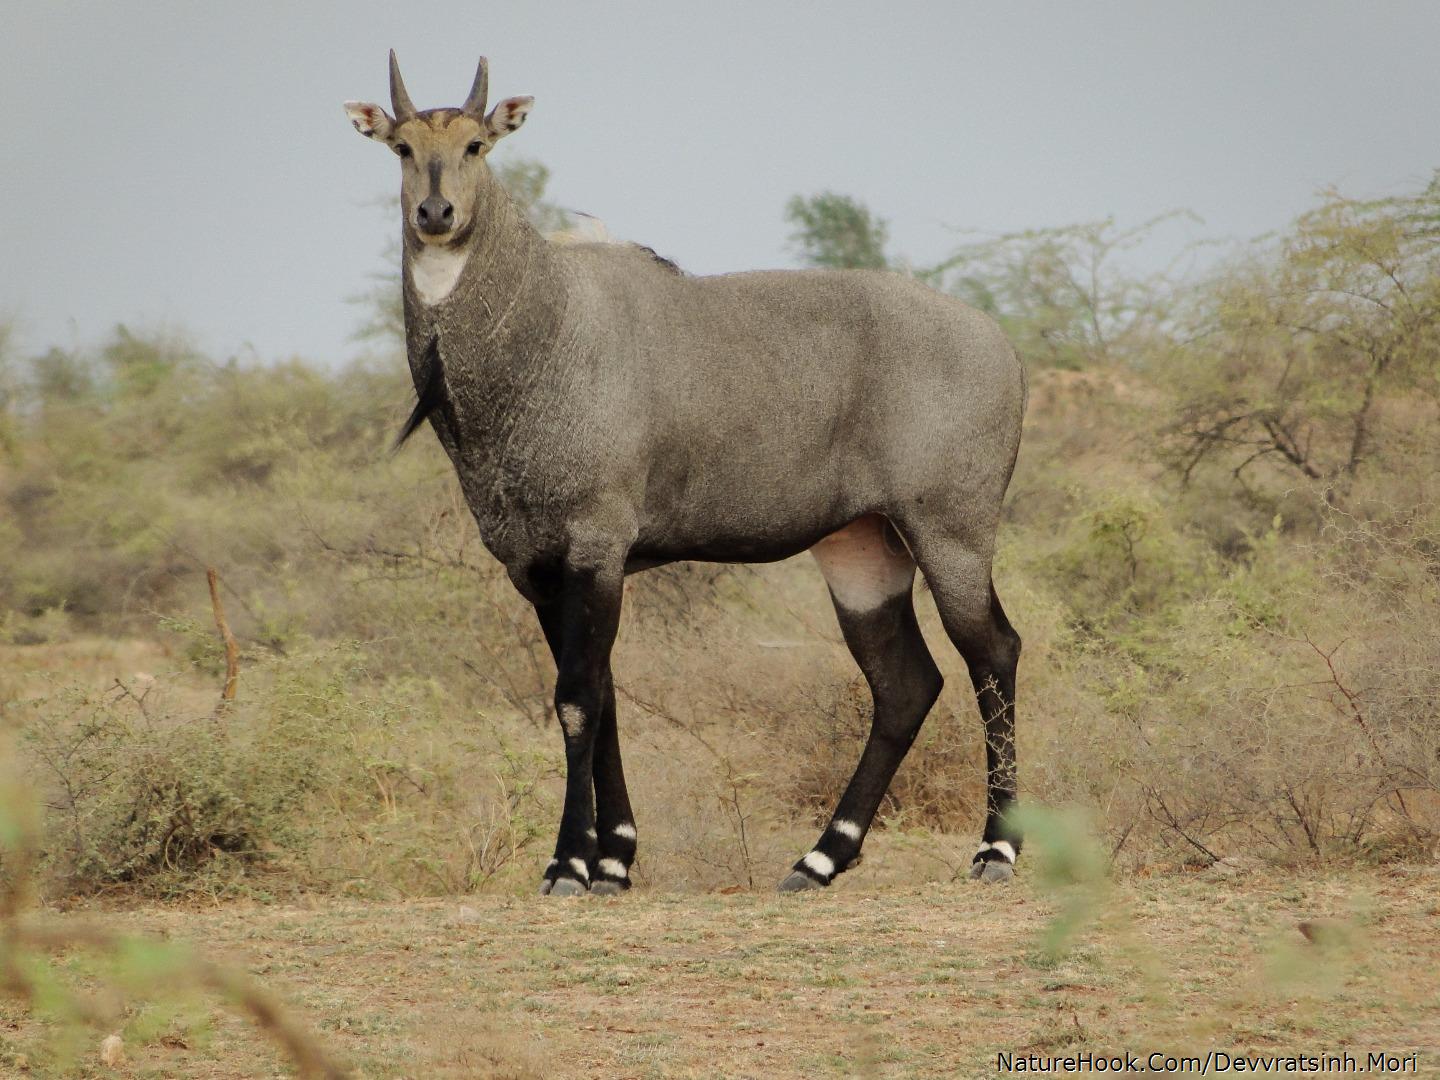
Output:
left=417, top=196, right=455, bottom=235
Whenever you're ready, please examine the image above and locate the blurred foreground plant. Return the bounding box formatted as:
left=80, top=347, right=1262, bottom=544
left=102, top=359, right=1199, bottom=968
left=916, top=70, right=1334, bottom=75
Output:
left=0, top=763, right=347, bottom=1076
left=1010, top=804, right=1111, bottom=966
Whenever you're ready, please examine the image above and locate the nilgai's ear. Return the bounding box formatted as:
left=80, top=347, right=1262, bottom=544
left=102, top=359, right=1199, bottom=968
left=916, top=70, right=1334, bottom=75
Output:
left=484, top=97, right=533, bottom=141
left=344, top=101, right=395, bottom=140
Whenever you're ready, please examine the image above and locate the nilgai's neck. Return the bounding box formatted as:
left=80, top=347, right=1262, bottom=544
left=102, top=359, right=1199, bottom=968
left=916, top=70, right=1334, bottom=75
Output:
left=401, top=174, right=569, bottom=400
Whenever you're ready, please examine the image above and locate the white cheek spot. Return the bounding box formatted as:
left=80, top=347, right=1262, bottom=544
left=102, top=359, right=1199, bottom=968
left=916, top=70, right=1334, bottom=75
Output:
left=612, top=822, right=637, bottom=841
left=558, top=704, right=586, bottom=738
left=802, top=851, right=835, bottom=879
left=567, top=857, right=590, bottom=881
left=989, top=840, right=1016, bottom=863
left=831, top=819, right=862, bottom=841
left=409, top=246, right=468, bottom=305
left=598, top=857, right=628, bottom=879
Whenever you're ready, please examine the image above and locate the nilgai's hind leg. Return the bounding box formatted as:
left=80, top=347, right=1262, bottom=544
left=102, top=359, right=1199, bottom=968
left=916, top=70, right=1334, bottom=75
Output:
left=779, top=515, right=944, bottom=891
left=910, top=534, right=1023, bottom=882
left=589, top=671, right=638, bottom=894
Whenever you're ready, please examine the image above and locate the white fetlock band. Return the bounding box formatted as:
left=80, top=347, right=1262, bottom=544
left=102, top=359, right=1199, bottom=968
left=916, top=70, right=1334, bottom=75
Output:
left=802, top=851, right=835, bottom=878
left=831, top=819, right=862, bottom=841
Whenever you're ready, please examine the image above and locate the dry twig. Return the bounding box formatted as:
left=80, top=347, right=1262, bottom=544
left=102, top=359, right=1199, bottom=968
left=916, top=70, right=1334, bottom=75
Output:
left=206, top=567, right=241, bottom=703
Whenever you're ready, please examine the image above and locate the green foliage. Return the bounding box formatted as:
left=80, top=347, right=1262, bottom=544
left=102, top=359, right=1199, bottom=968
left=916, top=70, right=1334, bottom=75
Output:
left=493, top=156, right=570, bottom=235
left=784, top=191, right=890, bottom=270
left=1165, top=171, right=1440, bottom=505
left=102, top=323, right=202, bottom=399
left=924, top=214, right=1191, bottom=370
left=1051, top=488, right=1185, bottom=623
left=0, top=326, right=405, bottom=621
left=1011, top=805, right=1109, bottom=965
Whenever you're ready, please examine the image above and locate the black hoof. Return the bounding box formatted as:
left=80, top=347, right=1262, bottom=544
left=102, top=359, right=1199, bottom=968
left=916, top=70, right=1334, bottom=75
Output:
left=969, top=859, right=1015, bottom=883
left=778, top=870, right=825, bottom=893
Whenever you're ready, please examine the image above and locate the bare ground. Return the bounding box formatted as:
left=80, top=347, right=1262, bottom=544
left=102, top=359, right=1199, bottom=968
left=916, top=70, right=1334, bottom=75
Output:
left=12, top=866, right=1438, bottom=1078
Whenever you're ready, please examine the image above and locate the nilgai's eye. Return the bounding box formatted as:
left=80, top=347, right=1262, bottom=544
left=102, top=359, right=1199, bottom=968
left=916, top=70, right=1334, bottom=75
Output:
left=395, top=143, right=412, bottom=158
left=466, top=140, right=484, bottom=157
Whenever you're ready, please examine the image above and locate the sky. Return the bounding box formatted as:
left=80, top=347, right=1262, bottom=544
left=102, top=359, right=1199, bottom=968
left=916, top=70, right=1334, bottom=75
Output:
left=2, top=1, right=1436, bottom=364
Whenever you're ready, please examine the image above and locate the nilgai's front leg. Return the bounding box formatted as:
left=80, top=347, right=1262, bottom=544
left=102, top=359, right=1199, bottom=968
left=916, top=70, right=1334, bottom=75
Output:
left=589, top=670, right=638, bottom=893
left=532, top=546, right=627, bottom=897
left=534, top=608, right=637, bottom=894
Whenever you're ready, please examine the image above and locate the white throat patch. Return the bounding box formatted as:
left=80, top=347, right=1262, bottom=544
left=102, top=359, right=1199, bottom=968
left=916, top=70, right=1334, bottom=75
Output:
left=409, top=246, right=468, bottom=306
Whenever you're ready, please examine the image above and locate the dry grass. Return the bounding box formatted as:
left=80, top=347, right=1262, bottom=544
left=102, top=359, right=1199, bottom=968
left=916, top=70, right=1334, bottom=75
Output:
left=6, top=866, right=1435, bottom=1078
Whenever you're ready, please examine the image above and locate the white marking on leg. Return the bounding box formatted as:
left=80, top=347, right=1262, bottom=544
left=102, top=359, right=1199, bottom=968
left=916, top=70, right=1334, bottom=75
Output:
left=810, top=515, right=915, bottom=612
left=989, top=840, right=1016, bottom=863
left=802, top=851, right=835, bottom=879
left=831, top=819, right=862, bottom=841
left=547, top=858, right=558, bottom=870
left=586, top=827, right=597, bottom=840
left=408, top=246, right=469, bottom=306
left=598, top=857, right=628, bottom=879
left=567, top=857, right=590, bottom=881
left=558, top=703, right=586, bottom=737
left=612, top=822, right=637, bottom=841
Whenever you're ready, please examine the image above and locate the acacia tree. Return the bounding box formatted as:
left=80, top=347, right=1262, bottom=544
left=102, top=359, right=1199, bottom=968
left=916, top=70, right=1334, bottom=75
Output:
left=1166, top=174, right=1440, bottom=503
left=922, top=214, right=1191, bottom=370
left=784, top=191, right=890, bottom=271
left=783, top=192, right=1187, bottom=370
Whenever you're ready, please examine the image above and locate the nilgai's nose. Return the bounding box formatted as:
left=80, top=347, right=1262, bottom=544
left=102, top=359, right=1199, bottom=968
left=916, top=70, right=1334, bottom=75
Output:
left=416, top=196, right=454, bottom=235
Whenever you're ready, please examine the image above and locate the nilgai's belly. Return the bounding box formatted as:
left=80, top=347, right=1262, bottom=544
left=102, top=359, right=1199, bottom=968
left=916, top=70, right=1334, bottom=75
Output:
left=635, top=442, right=870, bottom=564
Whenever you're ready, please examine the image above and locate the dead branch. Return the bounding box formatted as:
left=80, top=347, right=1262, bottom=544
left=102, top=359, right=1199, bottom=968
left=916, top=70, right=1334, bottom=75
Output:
left=1303, top=635, right=1433, bottom=820
left=206, top=567, right=240, bottom=703
left=1142, top=785, right=1221, bottom=865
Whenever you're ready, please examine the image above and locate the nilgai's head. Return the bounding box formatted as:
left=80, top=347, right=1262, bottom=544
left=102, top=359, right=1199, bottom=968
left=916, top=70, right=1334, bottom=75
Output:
left=344, top=51, right=532, bottom=246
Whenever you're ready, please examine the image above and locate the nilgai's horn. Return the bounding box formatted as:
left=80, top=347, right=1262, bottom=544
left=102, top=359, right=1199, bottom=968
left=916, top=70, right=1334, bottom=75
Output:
left=461, top=56, right=490, bottom=118
left=389, top=49, right=417, bottom=120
